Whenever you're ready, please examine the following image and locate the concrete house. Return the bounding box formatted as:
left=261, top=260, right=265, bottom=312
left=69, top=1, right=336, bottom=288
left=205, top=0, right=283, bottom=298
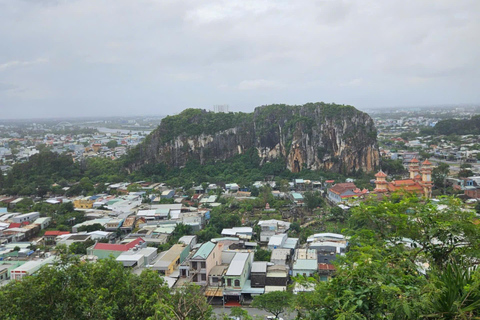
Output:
left=87, top=237, right=146, bottom=259
left=265, top=265, right=288, bottom=292
left=250, top=261, right=268, bottom=288
left=153, top=243, right=190, bottom=276
left=258, top=220, right=290, bottom=243
left=12, top=212, right=40, bottom=224
left=292, top=249, right=318, bottom=277
left=223, top=252, right=253, bottom=302
left=33, top=217, right=51, bottom=230
left=188, top=241, right=223, bottom=285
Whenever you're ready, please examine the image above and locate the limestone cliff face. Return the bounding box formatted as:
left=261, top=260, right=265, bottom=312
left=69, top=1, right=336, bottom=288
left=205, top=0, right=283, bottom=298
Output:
left=127, top=103, right=380, bottom=174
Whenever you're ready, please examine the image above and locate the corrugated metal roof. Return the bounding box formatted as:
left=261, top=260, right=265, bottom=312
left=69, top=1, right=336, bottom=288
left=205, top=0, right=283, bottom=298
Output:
left=251, top=261, right=267, bottom=273
left=226, top=252, right=250, bottom=276
left=192, top=241, right=216, bottom=259
left=293, top=259, right=318, bottom=270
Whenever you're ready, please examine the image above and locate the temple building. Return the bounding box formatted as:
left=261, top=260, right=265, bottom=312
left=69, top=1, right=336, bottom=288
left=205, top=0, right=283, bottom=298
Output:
left=374, top=158, right=433, bottom=198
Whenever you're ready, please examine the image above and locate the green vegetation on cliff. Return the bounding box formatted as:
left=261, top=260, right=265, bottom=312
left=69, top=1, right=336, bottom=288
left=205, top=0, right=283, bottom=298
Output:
left=126, top=102, right=379, bottom=175
left=157, top=109, right=252, bottom=143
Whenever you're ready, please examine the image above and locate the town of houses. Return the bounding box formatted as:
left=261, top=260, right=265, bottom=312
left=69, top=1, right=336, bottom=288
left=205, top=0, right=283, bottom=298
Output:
left=0, top=179, right=351, bottom=305
left=3, top=108, right=480, bottom=306
left=0, top=119, right=154, bottom=171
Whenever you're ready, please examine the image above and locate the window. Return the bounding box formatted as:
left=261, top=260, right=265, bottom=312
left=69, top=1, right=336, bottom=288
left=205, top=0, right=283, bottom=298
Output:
left=192, top=262, right=197, bottom=269
left=201, top=274, right=206, bottom=281
left=227, top=279, right=232, bottom=287
left=234, top=279, right=240, bottom=287
left=201, top=262, right=206, bottom=269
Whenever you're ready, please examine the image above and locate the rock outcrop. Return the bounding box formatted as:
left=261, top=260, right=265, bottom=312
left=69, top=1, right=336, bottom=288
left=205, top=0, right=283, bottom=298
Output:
left=126, top=102, right=380, bottom=174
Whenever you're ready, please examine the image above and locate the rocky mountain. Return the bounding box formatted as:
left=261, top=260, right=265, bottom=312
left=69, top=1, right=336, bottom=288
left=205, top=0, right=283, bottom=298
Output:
left=125, top=102, right=380, bottom=174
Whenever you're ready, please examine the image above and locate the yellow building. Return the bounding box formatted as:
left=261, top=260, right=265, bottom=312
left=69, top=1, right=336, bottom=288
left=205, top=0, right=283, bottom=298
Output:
left=73, top=197, right=94, bottom=209
left=152, top=244, right=189, bottom=276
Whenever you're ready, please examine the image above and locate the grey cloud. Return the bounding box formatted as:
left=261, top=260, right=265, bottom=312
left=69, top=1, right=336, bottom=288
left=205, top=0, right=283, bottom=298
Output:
left=0, top=0, right=479, bottom=119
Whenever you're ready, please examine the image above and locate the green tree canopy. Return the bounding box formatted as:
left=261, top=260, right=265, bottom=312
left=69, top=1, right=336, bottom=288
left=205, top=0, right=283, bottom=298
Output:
left=252, top=291, right=293, bottom=319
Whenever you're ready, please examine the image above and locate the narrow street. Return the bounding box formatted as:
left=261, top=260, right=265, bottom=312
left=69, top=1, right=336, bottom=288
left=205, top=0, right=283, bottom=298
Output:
left=212, top=306, right=296, bottom=319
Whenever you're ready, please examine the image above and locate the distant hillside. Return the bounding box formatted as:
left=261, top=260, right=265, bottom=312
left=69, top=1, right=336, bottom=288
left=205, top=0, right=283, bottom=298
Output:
left=125, top=102, right=380, bottom=174
left=433, top=115, right=480, bottom=135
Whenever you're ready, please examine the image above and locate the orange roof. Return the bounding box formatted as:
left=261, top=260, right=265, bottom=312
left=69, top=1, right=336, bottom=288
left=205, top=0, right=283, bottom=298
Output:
left=410, top=158, right=419, bottom=163
left=422, top=159, right=432, bottom=165
left=375, top=171, right=387, bottom=177
left=318, top=263, right=336, bottom=271
left=93, top=237, right=144, bottom=251
left=44, top=231, right=70, bottom=236
left=390, top=179, right=416, bottom=186
left=387, top=179, right=423, bottom=193
left=329, top=183, right=356, bottom=195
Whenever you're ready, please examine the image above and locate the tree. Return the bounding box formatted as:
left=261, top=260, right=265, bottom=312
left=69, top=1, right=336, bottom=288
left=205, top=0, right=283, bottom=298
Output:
left=424, top=258, right=480, bottom=319
left=153, top=283, right=213, bottom=320
left=69, top=239, right=95, bottom=255
left=57, top=201, right=74, bottom=214
left=329, top=206, right=349, bottom=223
left=254, top=248, right=272, bottom=261
left=349, top=196, right=480, bottom=268
left=252, top=291, right=293, bottom=319
left=0, top=258, right=171, bottom=320
left=304, top=191, right=323, bottom=212
left=78, top=223, right=105, bottom=233
left=229, top=307, right=252, bottom=320
left=432, top=162, right=449, bottom=191
left=380, top=158, right=406, bottom=175
left=295, top=196, right=480, bottom=319
left=127, top=183, right=141, bottom=192
left=106, top=140, right=118, bottom=149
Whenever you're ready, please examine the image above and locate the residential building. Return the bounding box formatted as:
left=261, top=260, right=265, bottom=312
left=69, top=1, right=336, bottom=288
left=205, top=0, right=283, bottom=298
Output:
left=258, top=220, right=290, bottom=243
left=87, top=237, right=146, bottom=259
left=33, top=217, right=51, bottom=230
left=223, top=252, right=253, bottom=302
left=188, top=241, right=224, bottom=285
left=153, top=244, right=190, bottom=276
left=10, top=256, right=56, bottom=281
left=292, top=249, right=318, bottom=277
left=327, top=183, right=368, bottom=203
left=12, top=212, right=40, bottom=224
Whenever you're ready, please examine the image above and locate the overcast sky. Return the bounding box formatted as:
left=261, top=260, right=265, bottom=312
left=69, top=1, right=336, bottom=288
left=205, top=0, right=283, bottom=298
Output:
left=1, top=0, right=479, bottom=119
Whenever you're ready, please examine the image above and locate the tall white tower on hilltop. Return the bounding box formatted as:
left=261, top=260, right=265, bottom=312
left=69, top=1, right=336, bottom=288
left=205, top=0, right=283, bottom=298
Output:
left=213, top=105, right=229, bottom=113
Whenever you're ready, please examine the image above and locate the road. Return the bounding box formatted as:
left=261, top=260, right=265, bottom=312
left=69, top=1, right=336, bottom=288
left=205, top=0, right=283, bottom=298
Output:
left=212, top=306, right=296, bottom=319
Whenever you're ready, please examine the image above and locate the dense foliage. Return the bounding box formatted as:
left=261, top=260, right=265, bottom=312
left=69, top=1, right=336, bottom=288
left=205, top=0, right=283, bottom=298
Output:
left=295, top=196, right=480, bottom=319
left=0, top=255, right=212, bottom=320
left=432, top=115, right=480, bottom=135
left=1, top=150, right=127, bottom=196
left=154, top=108, right=252, bottom=144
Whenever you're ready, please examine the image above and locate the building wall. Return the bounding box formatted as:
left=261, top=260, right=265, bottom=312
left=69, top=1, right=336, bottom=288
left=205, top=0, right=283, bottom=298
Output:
left=90, top=249, right=123, bottom=260
left=73, top=199, right=94, bottom=209
left=251, top=273, right=266, bottom=288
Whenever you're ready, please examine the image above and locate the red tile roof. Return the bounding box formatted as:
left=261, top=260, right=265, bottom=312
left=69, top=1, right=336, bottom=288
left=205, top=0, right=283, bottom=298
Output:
left=318, top=263, right=336, bottom=271
left=329, top=183, right=357, bottom=195
left=422, top=159, right=432, bottom=165
left=375, top=171, right=387, bottom=178
left=410, top=158, right=419, bottom=163
left=44, top=231, right=70, bottom=236
left=93, top=237, right=144, bottom=251
left=8, top=223, right=21, bottom=228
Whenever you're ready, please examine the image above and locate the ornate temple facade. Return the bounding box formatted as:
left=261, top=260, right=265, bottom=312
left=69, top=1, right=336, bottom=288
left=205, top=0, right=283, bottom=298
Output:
left=374, top=158, right=433, bottom=198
